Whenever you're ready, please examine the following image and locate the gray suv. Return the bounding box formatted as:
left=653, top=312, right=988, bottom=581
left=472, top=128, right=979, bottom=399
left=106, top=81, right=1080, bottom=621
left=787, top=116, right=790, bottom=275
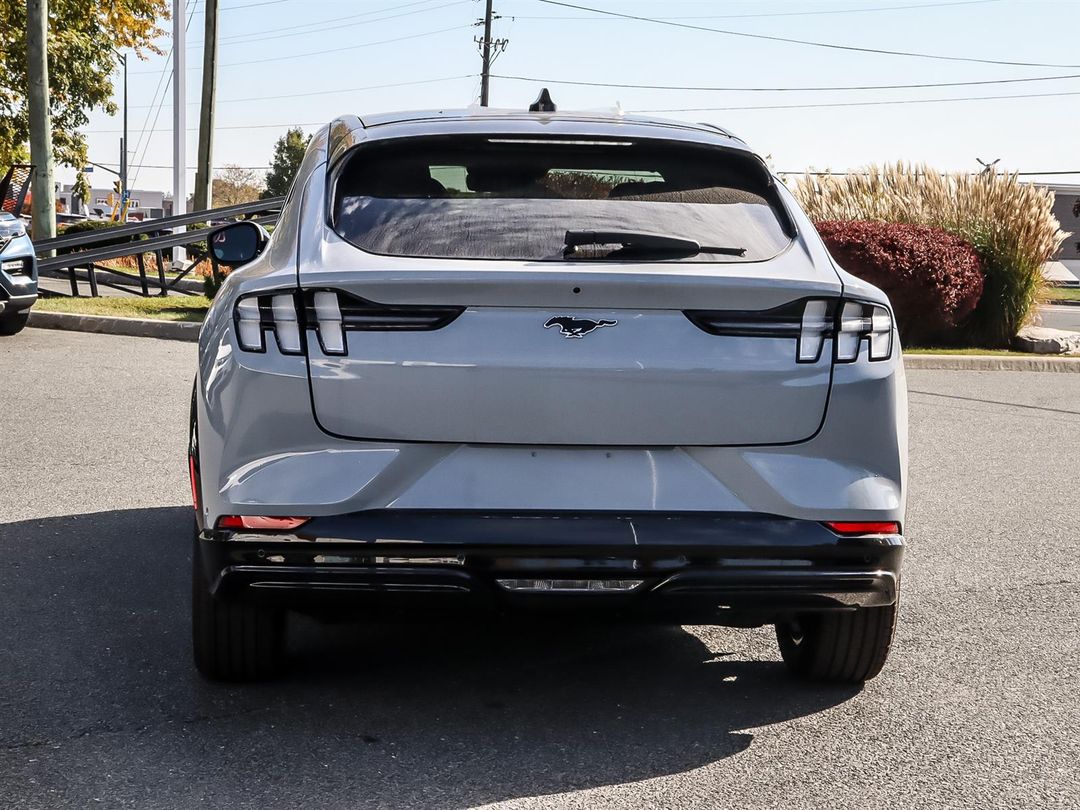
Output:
left=0, top=212, right=37, bottom=335
left=190, top=104, right=907, bottom=684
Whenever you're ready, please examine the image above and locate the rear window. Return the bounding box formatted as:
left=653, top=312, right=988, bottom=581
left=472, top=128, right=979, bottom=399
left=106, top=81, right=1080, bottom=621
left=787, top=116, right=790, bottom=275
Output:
left=332, top=135, right=793, bottom=262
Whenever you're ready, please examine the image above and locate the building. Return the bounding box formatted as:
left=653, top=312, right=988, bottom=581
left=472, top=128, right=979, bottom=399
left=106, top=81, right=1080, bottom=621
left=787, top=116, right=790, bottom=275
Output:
left=56, top=184, right=168, bottom=221
left=1044, top=183, right=1080, bottom=286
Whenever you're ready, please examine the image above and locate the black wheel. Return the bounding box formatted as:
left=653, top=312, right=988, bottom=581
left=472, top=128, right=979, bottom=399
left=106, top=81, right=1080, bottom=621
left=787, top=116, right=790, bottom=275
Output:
left=775, top=603, right=897, bottom=683
left=192, top=531, right=285, bottom=681
left=0, top=309, right=29, bottom=336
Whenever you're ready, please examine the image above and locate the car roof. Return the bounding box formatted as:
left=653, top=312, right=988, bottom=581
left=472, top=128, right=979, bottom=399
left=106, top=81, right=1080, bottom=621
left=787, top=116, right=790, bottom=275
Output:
left=359, top=107, right=741, bottom=140
left=326, top=107, right=753, bottom=166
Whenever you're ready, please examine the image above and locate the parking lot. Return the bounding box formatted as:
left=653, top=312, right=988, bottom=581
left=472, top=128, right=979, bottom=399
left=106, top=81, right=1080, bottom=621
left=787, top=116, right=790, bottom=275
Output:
left=1, top=327, right=1078, bottom=809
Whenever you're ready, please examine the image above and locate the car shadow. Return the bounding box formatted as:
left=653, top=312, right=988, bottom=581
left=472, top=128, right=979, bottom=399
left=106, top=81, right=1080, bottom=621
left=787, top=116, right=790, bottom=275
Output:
left=0, top=507, right=861, bottom=808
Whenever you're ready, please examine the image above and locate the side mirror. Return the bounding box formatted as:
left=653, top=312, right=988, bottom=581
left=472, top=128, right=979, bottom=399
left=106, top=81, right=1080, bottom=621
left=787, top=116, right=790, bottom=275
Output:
left=209, top=221, right=269, bottom=267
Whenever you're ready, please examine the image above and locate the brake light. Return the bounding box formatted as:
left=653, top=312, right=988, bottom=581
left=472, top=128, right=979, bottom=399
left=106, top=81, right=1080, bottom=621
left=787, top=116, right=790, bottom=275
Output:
left=798, top=299, right=830, bottom=363
left=684, top=297, right=893, bottom=363
left=234, top=292, right=303, bottom=354
left=217, top=515, right=310, bottom=531
left=304, top=290, right=464, bottom=357
left=824, top=521, right=900, bottom=536
left=837, top=301, right=893, bottom=362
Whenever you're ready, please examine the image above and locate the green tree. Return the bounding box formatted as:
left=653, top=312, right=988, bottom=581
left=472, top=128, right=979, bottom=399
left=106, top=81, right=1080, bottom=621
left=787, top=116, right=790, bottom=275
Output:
left=213, top=164, right=265, bottom=206
left=71, top=169, right=91, bottom=206
left=262, top=127, right=310, bottom=199
left=0, top=0, right=168, bottom=168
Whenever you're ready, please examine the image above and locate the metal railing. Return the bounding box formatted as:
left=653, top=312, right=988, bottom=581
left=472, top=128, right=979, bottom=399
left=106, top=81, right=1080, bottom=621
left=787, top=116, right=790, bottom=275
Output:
left=34, top=197, right=285, bottom=298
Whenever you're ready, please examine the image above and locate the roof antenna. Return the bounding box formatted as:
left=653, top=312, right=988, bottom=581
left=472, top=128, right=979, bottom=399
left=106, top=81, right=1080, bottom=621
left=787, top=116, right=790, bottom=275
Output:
left=529, top=88, right=556, bottom=113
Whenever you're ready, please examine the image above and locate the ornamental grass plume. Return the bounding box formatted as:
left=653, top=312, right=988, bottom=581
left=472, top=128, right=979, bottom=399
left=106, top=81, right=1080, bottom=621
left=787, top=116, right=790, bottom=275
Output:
left=793, top=163, right=1067, bottom=347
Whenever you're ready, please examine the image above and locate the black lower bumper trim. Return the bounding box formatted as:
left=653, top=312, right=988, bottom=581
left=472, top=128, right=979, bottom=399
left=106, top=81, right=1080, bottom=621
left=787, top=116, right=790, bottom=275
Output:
left=198, top=511, right=903, bottom=621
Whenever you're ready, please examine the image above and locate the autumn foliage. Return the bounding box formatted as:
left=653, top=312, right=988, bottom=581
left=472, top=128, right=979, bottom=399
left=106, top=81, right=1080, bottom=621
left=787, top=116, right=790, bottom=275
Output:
left=816, top=220, right=984, bottom=346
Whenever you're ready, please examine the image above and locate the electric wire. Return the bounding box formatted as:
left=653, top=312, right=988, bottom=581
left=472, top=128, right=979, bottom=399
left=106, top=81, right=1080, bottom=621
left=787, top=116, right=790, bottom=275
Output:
left=532, top=0, right=1080, bottom=69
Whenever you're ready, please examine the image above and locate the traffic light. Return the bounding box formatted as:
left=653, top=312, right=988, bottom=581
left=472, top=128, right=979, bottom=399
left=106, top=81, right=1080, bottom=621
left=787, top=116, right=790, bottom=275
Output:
left=113, top=179, right=122, bottom=194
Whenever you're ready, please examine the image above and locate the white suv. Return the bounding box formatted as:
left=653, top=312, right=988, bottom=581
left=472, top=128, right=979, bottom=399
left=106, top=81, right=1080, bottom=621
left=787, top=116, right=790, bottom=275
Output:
left=189, top=102, right=906, bottom=684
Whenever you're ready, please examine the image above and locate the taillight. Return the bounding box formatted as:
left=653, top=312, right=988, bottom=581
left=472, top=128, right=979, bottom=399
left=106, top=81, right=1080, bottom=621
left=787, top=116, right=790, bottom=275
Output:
left=798, top=299, right=831, bottom=363
left=837, top=301, right=893, bottom=363
left=234, top=292, right=303, bottom=354
left=824, top=521, right=901, bottom=536
left=684, top=297, right=893, bottom=363
left=217, top=515, right=310, bottom=531
left=304, top=290, right=464, bottom=356
left=233, top=290, right=464, bottom=355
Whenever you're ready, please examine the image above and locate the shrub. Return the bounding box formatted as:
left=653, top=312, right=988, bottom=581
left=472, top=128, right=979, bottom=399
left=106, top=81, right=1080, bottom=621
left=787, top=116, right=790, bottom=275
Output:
left=793, top=164, right=1067, bottom=347
left=816, top=220, right=983, bottom=345
left=57, top=219, right=145, bottom=252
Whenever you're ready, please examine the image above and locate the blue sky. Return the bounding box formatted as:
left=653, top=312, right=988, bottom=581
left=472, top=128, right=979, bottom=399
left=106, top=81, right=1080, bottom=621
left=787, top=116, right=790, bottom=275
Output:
left=67, top=0, right=1080, bottom=194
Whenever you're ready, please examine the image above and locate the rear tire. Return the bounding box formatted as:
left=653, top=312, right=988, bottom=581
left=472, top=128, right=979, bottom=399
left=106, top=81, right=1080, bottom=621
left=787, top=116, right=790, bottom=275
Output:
left=0, top=309, right=29, bottom=336
left=192, top=532, right=285, bottom=681
left=775, top=603, right=897, bottom=683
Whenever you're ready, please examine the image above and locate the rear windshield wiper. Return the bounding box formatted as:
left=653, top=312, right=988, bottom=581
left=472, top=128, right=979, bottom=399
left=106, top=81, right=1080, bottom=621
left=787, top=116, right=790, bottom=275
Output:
left=563, top=229, right=746, bottom=258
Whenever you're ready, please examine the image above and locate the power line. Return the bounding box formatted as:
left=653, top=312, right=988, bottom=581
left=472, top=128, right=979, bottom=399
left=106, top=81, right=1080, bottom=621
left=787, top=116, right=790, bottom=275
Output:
left=131, top=0, right=198, bottom=186
left=88, top=88, right=1080, bottom=135
left=532, top=0, right=1080, bottom=69
left=515, top=0, right=1000, bottom=21
left=123, top=75, right=475, bottom=109
left=91, top=121, right=326, bottom=135
left=192, top=0, right=292, bottom=10
left=132, top=24, right=473, bottom=73
left=780, top=170, right=1080, bottom=177
left=89, top=162, right=268, bottom=171
left=220, top=24, right=474, bottom=68
left=494, top=71, right=1080, bottom=93
left=209, top=0, right=447, bottom=40
left=190, top=0, right=470, bottom=48
left=634, top=88, right=1080, bottom=113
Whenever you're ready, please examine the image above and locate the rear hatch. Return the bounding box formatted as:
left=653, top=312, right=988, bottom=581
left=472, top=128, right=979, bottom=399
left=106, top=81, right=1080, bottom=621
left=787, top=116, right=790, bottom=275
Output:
left=301, top=133, right=840, bottom=446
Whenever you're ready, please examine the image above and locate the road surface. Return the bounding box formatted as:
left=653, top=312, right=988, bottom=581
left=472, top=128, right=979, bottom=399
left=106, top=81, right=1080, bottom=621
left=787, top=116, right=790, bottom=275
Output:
left=1, top=328, right=1077, bottom=809
left=1037, top=303, right=1080, bottom=334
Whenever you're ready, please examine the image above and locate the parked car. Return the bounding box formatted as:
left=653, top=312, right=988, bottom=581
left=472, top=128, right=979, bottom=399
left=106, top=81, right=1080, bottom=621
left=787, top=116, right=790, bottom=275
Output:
left=0, top=212, right=37, bottom=335
left=190, top=100, right=907, bottom=683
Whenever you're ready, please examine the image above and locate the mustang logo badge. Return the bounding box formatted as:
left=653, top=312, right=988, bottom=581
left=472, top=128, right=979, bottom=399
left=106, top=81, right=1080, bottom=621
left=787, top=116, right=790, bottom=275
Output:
left=544, top=316, right=617, bottom=338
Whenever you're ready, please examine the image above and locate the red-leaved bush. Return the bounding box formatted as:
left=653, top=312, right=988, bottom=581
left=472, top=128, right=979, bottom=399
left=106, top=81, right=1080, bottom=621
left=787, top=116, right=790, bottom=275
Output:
left=815, top=220, right=984, bottom=346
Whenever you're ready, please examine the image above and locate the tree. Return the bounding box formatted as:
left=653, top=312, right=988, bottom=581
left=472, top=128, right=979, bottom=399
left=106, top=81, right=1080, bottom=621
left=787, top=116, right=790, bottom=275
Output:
left=71, top=170, right=91, bottom=206
left=262, top=127, right=310, bottom=199
left=212, top=164, right=265, bottom=206
left=0, top=0, right=168, bottom=168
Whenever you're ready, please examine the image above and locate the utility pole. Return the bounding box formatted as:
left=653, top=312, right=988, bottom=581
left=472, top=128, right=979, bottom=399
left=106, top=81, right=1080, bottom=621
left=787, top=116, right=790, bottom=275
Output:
left=479, top=0, right=493, bottom=106
left=26, top=0, right=56, bottom=243
left=172, top=0, right=187, bottom=264
left=116, top=50, right=128, bottom=221
left=476, top=0, right=507, bottom=106
left=193, top=0, right=218, bottom=211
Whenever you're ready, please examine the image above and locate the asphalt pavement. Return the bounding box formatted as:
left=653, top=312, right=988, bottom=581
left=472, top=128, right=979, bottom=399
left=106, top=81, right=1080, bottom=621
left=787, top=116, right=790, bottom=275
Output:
left=1038, top=303, right=1080, bottom=334
left=1, top=328, right=1077, bottom=809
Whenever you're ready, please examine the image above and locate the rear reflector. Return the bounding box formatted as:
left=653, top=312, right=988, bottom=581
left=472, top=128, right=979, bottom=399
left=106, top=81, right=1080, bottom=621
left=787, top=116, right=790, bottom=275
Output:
left=217, top=515, right=310, bottom=531
left=188, top=454, right=199, bottom=511
left=824, top=521, right=900, bottom=536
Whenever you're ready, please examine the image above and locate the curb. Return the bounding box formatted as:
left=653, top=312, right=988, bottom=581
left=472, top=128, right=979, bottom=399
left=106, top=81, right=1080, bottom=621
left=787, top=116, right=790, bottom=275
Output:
left=905, top=354, right=1080, bottom=372
left=28, top=310, right=201, bottom=343
left=39, top=268, right=204, bottom=294
left=1047, top=299, right=1080, bottom=307
left=24, top=313, right=1080, bottom=369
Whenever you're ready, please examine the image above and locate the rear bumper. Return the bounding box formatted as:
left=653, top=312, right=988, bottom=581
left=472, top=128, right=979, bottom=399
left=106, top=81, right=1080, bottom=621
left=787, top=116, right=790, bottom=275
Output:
left=197, top=511, right=903, bottom=622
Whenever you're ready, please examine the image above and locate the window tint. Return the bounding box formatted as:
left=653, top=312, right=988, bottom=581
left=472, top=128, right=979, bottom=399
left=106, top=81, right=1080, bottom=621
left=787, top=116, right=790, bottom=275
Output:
left=332, top=136, right=792, bottom=262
